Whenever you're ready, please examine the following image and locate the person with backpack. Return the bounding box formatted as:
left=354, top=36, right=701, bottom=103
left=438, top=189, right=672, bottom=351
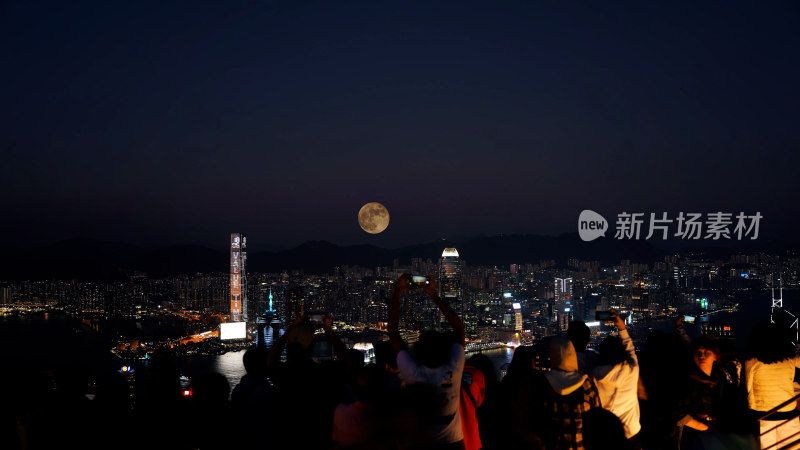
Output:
left=460, top=365, right=486, bottom=450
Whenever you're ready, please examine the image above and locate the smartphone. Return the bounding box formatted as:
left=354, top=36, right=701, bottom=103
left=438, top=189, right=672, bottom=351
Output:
left=595, top=311, right=612, bottom=321
left=409, top=275, right=430, bottom=286
left=308, top=311, right=327, bottom=326
left=683, top=315, right=695, bottom=324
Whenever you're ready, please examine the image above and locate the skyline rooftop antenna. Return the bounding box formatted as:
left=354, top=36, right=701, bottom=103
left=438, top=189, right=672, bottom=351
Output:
left=268, top=287, right=274, bottom=312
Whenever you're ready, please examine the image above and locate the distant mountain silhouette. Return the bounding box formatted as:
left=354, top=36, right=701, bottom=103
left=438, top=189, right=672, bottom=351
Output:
left=0, top=235, right=796, bottom=281
left=0, top=238, right=144, bottom=280
left=130, top=245, right=226, bottom=277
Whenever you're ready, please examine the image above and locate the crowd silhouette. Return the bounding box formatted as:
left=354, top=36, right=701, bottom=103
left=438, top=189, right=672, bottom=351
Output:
left=4, top=275, right=800, bottom=450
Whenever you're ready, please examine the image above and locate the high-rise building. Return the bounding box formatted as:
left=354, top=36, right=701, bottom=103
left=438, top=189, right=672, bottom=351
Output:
left=0, top=284, right=11, bottom=305
left=230, top=233, right=247, bottom=323
left=555, top=277, right=573, bottom=304
left=440, top=248, right=462, bottom=301
left=439, top=248, right=471, bottom=336
left=555, top=277, right=573, bottom=332
left=256, top=288, right=283, bottom=349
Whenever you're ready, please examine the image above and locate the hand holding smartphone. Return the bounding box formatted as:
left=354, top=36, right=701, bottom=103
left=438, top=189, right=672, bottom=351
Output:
left=595, top=311, right=612, bottom=321
left=408, top=275, right=430, bottom=287
left=307, top=311, right=328, bottom=327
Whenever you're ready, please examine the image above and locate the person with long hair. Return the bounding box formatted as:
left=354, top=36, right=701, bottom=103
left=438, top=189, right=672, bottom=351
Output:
left=745, top=322, right=800, bottom=450
left=638, top=329, right=691, bottom=450
left=500, top=345, right=542, bottom=448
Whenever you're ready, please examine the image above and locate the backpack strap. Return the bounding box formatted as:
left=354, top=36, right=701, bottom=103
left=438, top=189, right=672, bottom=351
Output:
left=462, top=367, right=478, bottom=407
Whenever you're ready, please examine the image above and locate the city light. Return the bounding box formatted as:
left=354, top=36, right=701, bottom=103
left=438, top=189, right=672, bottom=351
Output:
left=220, top=322, right=246, bottom=340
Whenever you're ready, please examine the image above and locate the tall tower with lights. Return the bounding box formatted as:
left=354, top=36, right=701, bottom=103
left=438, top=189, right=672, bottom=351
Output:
left=230, top=233, right=247, bottom=322
left=257, top=287, right=283, bottom=348
left=555, top=277, right=573, bottom=332
left=440, top=248, right=469, bottom=334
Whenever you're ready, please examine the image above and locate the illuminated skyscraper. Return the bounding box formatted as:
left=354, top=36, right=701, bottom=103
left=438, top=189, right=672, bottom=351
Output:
left=0, top=284, right=11, bottom=305
left=440, top=248, right=470, bottom=336
left=555, top=277, right=573, bottom=304
left=256, top=288, right=283, bottom=349
left=230, top=233, right=247, bottom=322
left=555, top=277, right=573, bottom=332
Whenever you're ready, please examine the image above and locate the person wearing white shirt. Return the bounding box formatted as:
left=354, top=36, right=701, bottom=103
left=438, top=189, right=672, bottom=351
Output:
left=592, top=310, right=642, bottom=449
left=389, top=273, right=466, bottom=449
left=745, top=322, right=800, bottom=450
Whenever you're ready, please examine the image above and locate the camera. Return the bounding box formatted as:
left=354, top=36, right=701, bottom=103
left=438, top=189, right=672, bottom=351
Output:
left=407, top=275, right=430, bottom=287
left=595, top=311, right=613, bottom=321
left=683, top=315, right=695, bottom=324
left=307, top=310, right=328, bottom=327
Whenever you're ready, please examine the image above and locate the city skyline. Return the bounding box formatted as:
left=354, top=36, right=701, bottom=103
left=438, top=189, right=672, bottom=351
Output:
left=3, top=2, right=799, bottom=249
left=3, top=233, right=798, bottom=449
left=3, top=4, right=799, bottom=443
left=4, top=245, right=796, bottom=358
left=3, top=230, right=799, bottom=282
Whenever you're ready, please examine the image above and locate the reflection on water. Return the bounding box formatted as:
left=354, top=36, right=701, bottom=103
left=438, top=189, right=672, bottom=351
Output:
left=0, top=311, right=520, bottom=389
left=472, top=346, right=515, bottom=380
left=212, top=350, right=248, bottom=389
left=159, top=350, right=248, bottom=393
left=188, top=346, right=515, bottom=389
left=185, top=346, right=517, bottom=388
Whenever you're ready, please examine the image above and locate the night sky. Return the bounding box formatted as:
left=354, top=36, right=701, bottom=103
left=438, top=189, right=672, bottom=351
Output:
left=3, top=1, right=799, bottom=250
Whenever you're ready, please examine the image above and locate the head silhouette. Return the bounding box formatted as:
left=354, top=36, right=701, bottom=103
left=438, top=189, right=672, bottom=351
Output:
left=567, top=321, right=591, bottom=352
left=414, top=330, right=452, bottom=368
left=598, top=335, right=627, bottom=366
left=242, top=347, right=269, bottom=377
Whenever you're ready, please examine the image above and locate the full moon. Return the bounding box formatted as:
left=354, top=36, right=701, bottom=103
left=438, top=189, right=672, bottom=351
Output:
left=358, top=202, right=390, bottom=234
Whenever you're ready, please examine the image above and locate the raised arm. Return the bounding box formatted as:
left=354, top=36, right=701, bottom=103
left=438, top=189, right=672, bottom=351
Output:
left=423, top=275, right=465, bottom=347
left=675, top=316, right=691, bottom=346
left=389, top=274, right=411, bottom=356
left=610, top=309, right=636, bottom=366
left=322, top=315, right=350, bottom=365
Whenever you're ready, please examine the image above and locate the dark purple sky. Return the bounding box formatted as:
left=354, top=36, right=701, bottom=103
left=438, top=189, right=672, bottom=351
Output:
left=2, top=1, right=799, bottom=250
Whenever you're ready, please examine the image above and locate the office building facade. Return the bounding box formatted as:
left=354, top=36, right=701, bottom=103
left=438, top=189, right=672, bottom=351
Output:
left=555, top=277, right=573, bottom=332
left=440, top=248, right=472, bottom=336
left=230, top=233, right=247, bottom=322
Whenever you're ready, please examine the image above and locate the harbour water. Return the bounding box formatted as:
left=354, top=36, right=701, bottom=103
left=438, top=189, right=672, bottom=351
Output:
left=1, top=312, right=515, bottom=392
left=129, top=346, right=515, bottom=391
